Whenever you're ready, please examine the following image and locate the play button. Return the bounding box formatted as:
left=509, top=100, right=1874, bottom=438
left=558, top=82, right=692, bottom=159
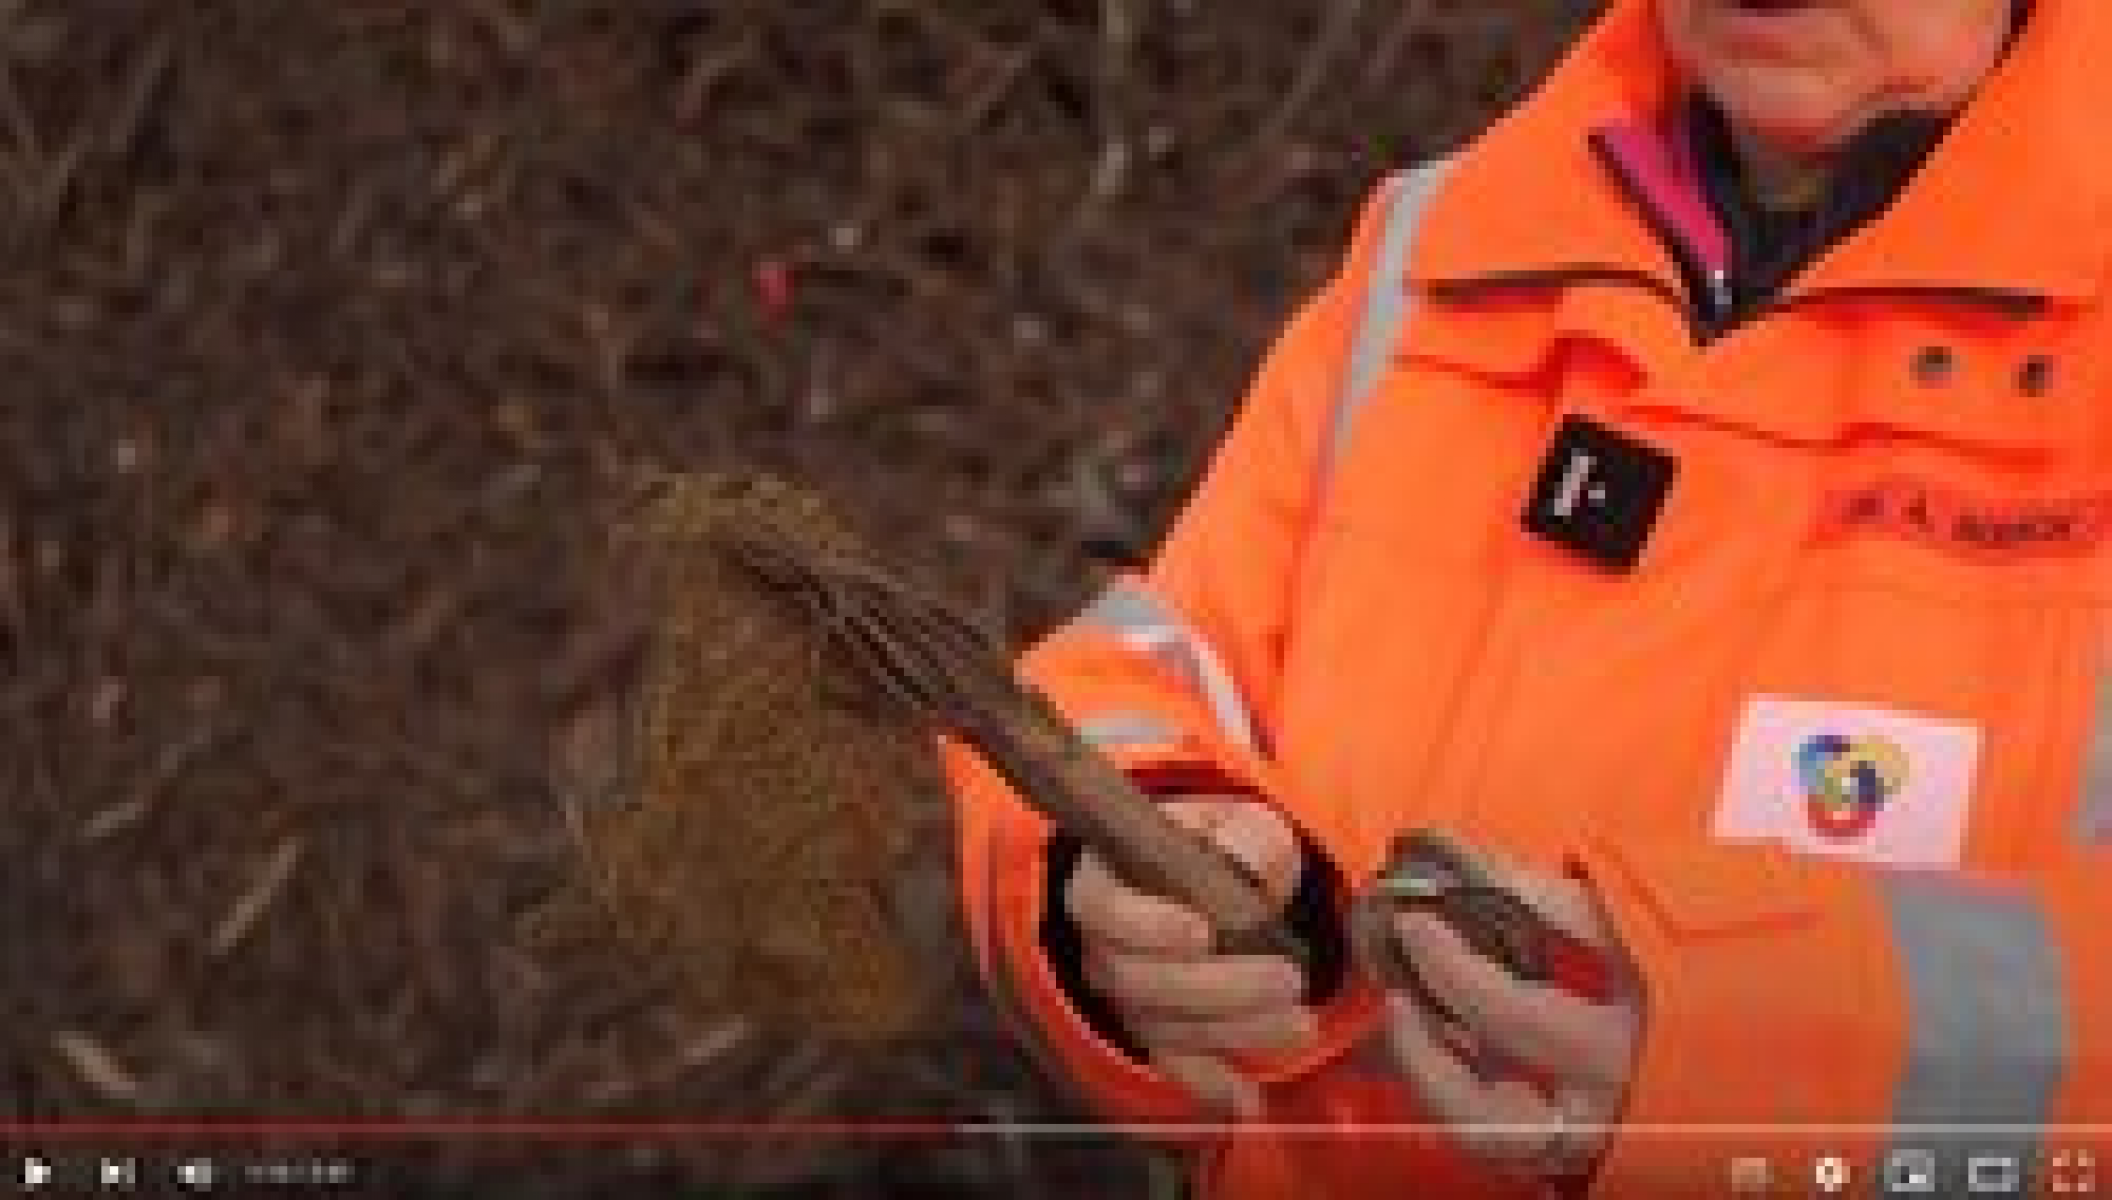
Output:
left=19, top=1157, right=51, bottom=1190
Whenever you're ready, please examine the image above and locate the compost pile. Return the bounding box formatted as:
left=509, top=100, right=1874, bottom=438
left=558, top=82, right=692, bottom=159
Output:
left=0, top=1, right=1591, bottom=1194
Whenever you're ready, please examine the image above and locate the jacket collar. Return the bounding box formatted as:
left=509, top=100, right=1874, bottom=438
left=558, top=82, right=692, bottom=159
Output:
left=1414, top=0, right=2112, bottom=304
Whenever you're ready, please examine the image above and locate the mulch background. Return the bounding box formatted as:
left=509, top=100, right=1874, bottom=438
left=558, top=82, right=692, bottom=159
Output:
left=1, top=2, right=1594, bottom=1193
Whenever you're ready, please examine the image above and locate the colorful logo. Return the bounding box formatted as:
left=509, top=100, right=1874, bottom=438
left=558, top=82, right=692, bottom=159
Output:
left=1797, top=733, right=1909, bottom=840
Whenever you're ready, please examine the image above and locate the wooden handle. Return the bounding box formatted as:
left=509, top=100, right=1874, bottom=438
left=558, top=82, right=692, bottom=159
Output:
left=961, top=687, right=1309, bottom=968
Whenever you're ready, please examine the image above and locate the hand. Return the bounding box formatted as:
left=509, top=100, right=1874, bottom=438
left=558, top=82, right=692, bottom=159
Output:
left=1064, top=796, right=1316, bottom=1118
left=1383, top=847, right=1642, bottom=1183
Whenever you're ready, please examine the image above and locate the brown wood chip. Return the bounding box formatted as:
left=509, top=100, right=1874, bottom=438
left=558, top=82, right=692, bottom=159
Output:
left=51, top=1031, right=146, bottom=1104
left=209, top=837, right=305, bottom=959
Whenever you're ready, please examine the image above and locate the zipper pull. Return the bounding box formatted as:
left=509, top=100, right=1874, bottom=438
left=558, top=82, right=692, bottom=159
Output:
left=1705, top=268, right=1734, bottom=321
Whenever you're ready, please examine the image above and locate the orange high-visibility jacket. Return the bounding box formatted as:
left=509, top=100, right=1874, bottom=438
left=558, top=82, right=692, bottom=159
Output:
left=949, top=1, right=2112, bottom=1195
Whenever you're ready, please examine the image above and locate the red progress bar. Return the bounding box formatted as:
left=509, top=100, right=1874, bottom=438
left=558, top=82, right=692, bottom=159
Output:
left=0, top=1120, right=963, bottom=1140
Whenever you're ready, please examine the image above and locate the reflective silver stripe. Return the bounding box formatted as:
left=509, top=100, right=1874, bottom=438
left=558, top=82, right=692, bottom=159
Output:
left=1128, top=626, right=1259, bottom=753
left=1322, top=156, right=1456, bottom=484
left=1882, top=874, right=2069, bottom=1186
left=1077, top=577, right=1168, bottom=638
left=1062, top=166, right=1456, bottom=753
left=1078, top=713, right=1183, bottom=750
left=2077, top=670, right=2112, bottom=845
left=1071, top=578, right=1261, bottom=752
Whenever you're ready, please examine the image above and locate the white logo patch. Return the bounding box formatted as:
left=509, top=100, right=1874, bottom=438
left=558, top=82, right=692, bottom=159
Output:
left=1713, top=697, right=1980, bottom=870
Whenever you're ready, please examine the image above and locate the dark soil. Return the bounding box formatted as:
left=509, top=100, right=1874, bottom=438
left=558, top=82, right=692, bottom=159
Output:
left=1, top=1, right=1595, bottom=1194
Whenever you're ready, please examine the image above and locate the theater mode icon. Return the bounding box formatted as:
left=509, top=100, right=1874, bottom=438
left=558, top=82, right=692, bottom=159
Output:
left=1968, top=1153, right=2023, bottom=1194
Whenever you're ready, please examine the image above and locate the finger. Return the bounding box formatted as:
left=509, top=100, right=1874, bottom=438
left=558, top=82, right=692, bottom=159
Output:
left=1086, top=949, right=1305, bottom=1020
left=1466, top=854, right=1647, bottom=1007
left=1472, top=1082, right=1568, bottom=1178
left=1151, top=1051, right=1263, bottom=1122
left=1394, top=912, right=1638, bottom=1090
left=1158, top=795, right=1256, bottom=831
left=1066, top=852, right=1213, bottom=957
left=1386, top=994, right=1552, bottom=1164
left=1388, top=996, right=1604, bottom=1180
left=1472, top=856, right=1621, bottom=953
left=1190, top=801, right=1303, bottom=907
left=1131, top=1005, right=1320, bottom=1055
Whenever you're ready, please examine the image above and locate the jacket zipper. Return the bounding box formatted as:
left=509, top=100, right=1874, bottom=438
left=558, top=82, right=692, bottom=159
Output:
left=1588, top=128, right=1737, bottom=337
left=1704, top=269, right=1734, bottom=327
left=1575, top=126, right=2051, bottom=339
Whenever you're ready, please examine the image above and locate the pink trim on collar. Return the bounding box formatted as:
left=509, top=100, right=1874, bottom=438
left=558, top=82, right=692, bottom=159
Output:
left=1595, top=113, right=1731, bottom=276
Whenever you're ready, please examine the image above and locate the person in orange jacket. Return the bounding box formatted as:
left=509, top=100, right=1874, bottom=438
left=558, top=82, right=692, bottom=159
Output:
left=949, top=0, right=2112, bottom=1195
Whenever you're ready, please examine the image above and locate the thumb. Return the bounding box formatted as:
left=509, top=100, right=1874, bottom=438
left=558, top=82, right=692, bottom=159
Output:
left=1201, top=801, right=1303, bottom=909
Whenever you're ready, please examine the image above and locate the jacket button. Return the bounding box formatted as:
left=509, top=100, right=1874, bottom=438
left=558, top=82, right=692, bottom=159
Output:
left=1911, top=345, right=1957, bottom=386
left=2018, top=354, right=2057, bottom=397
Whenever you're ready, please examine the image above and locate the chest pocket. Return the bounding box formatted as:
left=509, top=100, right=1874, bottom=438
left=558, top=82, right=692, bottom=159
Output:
left=1701, top=299, right=2112, bottom=875
left=1722, top=548, right=2103, bottom=874
left=1313, top=295, right=1567, bottom=555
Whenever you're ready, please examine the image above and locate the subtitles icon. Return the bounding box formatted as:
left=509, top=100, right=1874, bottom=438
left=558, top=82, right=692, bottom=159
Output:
left=18, top=1157, right=51, bottom=1190
left=1816, top=1154, right=1852, bottom=1194
left=174, top=1158, right=217, bottom=1191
